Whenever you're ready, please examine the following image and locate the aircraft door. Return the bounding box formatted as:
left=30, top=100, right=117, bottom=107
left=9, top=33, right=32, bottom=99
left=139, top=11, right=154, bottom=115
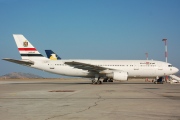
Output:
left=158, top=63, right=163, bottom=70
left=134, top=64, right=139, bottom=70
left=133, top=63, right=140, bottom=77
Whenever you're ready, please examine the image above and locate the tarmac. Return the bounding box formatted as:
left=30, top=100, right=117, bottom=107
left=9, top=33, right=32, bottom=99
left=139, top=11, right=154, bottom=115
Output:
left=0, top=78, right=180, bottom=120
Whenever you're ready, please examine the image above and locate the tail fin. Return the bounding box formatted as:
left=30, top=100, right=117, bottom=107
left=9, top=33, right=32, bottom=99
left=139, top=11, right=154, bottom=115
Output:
left=45, top=50, right=61, bottom=60
left=13, top=34, right=48, bottom=60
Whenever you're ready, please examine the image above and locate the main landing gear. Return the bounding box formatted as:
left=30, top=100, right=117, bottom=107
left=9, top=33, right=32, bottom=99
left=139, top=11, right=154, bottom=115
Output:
left=91, top=76, right=113, bottom=85
left=92, top=77, right=102, bottom=84
left=103, top=78, right=113, bottom=82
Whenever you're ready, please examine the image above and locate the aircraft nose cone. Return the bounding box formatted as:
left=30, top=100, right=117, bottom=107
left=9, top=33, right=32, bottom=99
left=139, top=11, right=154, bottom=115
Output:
left=177, top=68, right=179, bottom=72
left=175, top=67, right=179, bottom=73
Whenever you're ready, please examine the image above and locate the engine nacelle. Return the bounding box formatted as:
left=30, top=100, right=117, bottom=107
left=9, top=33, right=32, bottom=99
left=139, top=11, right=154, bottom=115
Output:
left=106, top=71, right=128, bottom=81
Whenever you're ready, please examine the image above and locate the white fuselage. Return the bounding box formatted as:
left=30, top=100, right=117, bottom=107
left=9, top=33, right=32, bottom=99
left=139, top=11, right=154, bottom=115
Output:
left=4, top=34, right=179, bottom=82
left=30, top=59, right=178, bottom=79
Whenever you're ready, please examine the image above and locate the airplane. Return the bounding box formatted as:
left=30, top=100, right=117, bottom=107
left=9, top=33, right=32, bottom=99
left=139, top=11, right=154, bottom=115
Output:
left=45, top=50, right=61, bottom=60
left=2, top=34, right=179, bottom=84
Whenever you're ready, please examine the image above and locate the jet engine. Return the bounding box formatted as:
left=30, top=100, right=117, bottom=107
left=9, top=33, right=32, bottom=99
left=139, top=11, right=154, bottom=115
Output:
left=106, top=71, right=128, bottom=81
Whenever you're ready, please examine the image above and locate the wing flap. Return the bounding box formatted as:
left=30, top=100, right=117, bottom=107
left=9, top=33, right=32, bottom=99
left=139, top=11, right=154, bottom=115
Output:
left=2, top=58, right=34, bottom=66
left=65, top=61, right=109, bottom=72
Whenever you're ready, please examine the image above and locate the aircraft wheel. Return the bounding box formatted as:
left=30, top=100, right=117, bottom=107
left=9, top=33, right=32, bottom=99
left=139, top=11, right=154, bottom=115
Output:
left=103, top=79, right=107, bottom=82
left=107, top=79, right=113, bottom=82
left=97, top=80, right=101, bottom=84
left=92, top=80, right=96, bottom=84
left=103, top=78, right=108, bottom=82
left=109, top=78, right=113, bottom=82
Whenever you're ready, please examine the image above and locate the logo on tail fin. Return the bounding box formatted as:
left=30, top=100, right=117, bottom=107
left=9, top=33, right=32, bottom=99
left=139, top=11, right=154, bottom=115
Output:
left=23, top=40, right=28, bottom=47
left=50, top=54, right=58, bottom=60
left=45, top=50, right=61, bottom=60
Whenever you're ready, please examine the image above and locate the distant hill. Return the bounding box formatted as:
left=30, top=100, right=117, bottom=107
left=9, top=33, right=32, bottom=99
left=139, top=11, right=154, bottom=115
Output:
left=0, top=72, right=44, bottom=79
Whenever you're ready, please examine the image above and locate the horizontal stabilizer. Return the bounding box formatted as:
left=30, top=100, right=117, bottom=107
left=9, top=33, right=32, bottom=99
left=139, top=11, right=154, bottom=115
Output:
left=2, top=58, right=34, bottom=66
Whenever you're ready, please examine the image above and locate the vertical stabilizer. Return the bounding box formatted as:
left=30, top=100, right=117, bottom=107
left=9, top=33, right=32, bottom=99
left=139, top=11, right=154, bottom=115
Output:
left=45, top=50, right=61, bottom=60
left=13, top=34, right=48, bottom=60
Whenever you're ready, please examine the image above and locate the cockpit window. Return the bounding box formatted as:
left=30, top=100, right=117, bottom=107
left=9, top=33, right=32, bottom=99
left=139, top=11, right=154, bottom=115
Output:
left=168, top=65, right=173, bottom=67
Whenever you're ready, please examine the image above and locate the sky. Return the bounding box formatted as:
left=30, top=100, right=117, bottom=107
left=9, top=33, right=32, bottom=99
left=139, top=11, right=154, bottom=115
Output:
left=0, top=0, right=180, bottom=78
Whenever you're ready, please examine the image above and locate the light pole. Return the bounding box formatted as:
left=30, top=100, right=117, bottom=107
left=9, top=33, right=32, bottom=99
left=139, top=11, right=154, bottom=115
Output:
left=162, top=38, right=168, bottom=82
left=145, top=53, right=148, bottom=60
left=162, top=39, right=168, bottom=63
left=145, top=52, right=149, bottom=82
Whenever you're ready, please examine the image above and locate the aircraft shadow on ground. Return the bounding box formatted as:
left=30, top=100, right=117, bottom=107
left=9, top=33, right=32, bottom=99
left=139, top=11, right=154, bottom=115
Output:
left=10, top=82, right=154, bottom=85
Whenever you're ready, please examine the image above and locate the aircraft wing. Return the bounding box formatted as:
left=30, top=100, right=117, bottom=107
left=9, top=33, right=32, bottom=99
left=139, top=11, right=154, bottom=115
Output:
left=65, top=61, right=113, bottom=73
left=2, top=58, right=34, bottom=66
